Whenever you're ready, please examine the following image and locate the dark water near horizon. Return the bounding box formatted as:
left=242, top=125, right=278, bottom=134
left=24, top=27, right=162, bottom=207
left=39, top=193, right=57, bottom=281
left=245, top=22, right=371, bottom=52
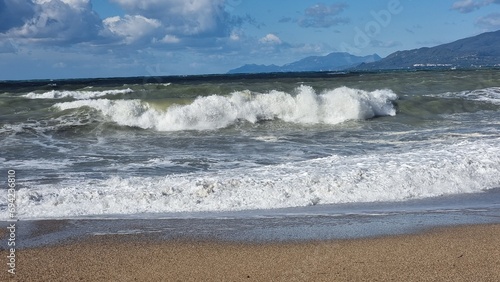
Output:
left=1, top=70, right=499, bottom=219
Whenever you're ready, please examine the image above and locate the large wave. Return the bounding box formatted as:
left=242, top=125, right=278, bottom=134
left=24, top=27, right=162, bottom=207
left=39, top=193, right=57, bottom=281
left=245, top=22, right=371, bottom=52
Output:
left=53, top=86, right=398, bottom=131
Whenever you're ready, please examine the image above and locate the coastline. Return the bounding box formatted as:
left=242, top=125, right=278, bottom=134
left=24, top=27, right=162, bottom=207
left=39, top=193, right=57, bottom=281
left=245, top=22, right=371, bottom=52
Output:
left=1, top=223, right=499, bottom=281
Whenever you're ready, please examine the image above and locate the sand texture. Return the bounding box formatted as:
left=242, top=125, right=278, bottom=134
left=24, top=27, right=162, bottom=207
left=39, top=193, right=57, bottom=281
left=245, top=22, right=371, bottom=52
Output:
left=1, top=224, right=499, bottom=281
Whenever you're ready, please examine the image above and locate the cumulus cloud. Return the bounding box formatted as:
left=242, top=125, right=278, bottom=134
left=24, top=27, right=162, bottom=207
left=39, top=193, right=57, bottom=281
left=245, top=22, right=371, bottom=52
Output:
left=0, top=0, right=296, bottom=78
left=259, top=33, right=282, bottom=45
left=110, top=0, right=230, bottom=36
left=1, top=0, right=102, bottom=44
left=102, top=15, right=161, bottom=44
left=298, top=3, right=349, bottom=28
left=157, top=34, right=181, bottom=44
left=229, top=30, right=242, bottom=41
left=0, top=0, right=243, bottom=48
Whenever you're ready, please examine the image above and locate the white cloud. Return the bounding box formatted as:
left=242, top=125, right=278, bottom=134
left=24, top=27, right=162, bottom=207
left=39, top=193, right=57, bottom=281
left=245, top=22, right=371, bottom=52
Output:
left=158, top=34, right=181, bottom=44
left=451, top=0, right=485, bottom=13
left=0, top=0, right=294, bottom=79
left=0, top=0, right=236, bottom=48
left=259, top=33, right=282, bottom=45
left=33, top=0, right=88, bottom=9
left=451, top=0, right=499, bottom=13
left=110, top=0, right=229, bottom=36
left=1, top=0, right=102, bottom=44
left=476, top=12, right=500, bottom=30
left=103, top=15, right=161, bottom=44
left=230, top=30, right=241, bottom=41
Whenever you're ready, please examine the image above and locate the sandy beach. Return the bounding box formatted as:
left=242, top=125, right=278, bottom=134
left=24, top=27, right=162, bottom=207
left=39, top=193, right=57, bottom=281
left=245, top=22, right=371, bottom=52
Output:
left=1, top=223, right=499, bottom=281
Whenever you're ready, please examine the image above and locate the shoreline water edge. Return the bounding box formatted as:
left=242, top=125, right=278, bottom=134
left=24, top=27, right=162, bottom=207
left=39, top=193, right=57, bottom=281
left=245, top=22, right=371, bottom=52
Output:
left=1, top=222, right=499, bottom=281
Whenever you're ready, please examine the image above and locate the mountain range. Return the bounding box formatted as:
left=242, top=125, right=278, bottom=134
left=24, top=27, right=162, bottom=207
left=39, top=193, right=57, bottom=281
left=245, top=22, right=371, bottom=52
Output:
left=228, top=30, right=500, bottom=74
left=228, top=53, right=381, bottom=74
left=356, top=29, right=500, bottom=70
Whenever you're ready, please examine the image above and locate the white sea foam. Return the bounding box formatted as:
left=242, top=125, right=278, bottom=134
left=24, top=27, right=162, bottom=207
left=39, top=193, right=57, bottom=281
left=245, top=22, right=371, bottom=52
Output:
left=53, top=86, right=398, bottom=131
left=3, top=139, right=499, bottom=219
left=252, top=136, right=280, bottom=142
left=24, top=88, right=133, bottom=99
left=460, top=87, right=500, bottom=105
left=430, top=87, right=500, bottom=105
left=0, top=109, right=98, bottom=136
left=5, top=158, right=72, bottom=170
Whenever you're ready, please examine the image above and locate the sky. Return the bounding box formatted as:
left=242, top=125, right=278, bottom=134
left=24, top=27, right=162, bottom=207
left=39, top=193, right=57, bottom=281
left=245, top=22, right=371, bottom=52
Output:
left=0, top=0, right=499, bottom=80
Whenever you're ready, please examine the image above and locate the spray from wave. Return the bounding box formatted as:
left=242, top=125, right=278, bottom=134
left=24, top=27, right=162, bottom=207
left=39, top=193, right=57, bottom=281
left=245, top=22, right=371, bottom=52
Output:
left=53, top=86, right=398, bottom=131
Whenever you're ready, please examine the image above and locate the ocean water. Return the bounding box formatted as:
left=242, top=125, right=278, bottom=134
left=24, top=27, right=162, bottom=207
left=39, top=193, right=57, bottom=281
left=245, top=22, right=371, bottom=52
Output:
left=1, top=70, right=500, bottom=220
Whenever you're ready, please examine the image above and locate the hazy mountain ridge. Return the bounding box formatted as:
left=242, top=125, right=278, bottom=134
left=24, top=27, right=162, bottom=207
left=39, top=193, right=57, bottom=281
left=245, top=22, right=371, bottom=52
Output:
left=228, top=53, right=381, bottom=74
left=355, top=30, right=500, bottom=70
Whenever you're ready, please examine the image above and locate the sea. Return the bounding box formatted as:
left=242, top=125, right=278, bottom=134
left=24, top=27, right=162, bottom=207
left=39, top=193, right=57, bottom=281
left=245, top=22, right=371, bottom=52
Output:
left=1, top=69, right=500, bottom=224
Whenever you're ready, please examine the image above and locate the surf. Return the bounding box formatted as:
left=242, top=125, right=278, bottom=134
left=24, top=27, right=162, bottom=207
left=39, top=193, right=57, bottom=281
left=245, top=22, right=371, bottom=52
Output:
left=24, top=88, right=133, bottom=99
left=5, top=138, right=500, bottom=219
left=53, top=85, right=398, bottom=131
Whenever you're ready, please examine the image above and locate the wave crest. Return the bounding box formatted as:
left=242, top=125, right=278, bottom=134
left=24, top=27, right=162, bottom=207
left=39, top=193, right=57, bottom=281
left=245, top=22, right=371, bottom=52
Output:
left=54, top=86, right=398, bottom=131
left=25, top=88, right=133, bottom=99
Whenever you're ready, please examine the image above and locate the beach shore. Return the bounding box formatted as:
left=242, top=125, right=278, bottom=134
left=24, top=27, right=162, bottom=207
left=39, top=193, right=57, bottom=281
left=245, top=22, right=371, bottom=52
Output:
left=1, top=223, right=499, bottom=281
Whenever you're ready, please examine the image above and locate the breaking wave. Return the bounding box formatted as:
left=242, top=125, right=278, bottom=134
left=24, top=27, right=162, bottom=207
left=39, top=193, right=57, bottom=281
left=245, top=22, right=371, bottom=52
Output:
left=53, top=86, right=397, bottom=131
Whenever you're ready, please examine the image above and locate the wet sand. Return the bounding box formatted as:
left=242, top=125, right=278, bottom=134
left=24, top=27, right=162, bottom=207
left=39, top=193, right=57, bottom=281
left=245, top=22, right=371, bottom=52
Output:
left=1, top=223, right=499, bottom=281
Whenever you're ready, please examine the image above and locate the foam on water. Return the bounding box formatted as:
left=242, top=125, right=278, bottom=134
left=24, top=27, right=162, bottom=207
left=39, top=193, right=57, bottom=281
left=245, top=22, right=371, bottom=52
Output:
left=3, top=139, right=499, bottom=219
left=53, top=86, right=397, bottom=131
left=24, top=88, right=133, bottom=99
left=0, top=108, right=98, bottom=136
left=5, top=158, right=73, bottom=170
left=429, top=87, right=500, bottom=105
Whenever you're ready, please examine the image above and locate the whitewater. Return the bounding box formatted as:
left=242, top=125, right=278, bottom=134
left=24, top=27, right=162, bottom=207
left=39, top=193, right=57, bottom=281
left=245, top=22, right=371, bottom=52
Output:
left=1, top=70, right=499, bottom=219
left=53, top=86, right=397, bottom=131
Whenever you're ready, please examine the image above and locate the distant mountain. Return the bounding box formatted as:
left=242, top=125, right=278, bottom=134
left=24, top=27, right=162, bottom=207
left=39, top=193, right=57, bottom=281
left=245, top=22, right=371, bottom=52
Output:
left=355, top=30, right=500, bottom=70
left=228, top=52, right=381, bottom=74
left=228, top=64, right=281, bottom=74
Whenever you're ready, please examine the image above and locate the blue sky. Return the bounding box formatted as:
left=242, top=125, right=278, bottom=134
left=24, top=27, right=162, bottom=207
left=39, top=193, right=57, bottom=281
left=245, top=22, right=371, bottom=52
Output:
left=0, top=0, right=499, bottom=80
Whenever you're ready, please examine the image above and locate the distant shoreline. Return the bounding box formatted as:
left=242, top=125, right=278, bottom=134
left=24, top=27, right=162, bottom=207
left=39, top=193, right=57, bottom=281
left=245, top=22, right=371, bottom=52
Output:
left=1, top=66, right=499, bottom=86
